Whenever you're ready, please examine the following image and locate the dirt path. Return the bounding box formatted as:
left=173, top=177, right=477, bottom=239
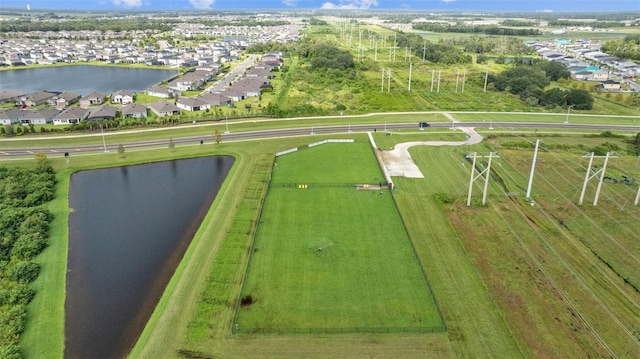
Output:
left=377, top=112, right=482, bottom=179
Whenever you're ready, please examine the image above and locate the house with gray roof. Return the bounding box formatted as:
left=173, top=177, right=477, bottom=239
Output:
left=48, top=91, right=82, bottom=109
left=53, top=106, right=90, bottom=125
left=88, top=105, right=118, bottom=121
left=198, top=92, right=231, bottom=107
left=146, top=85, right=180, bottom=98
left=0, top=90, right=23, bottom=104
left=80, top=91, right=107, bottom=108
left=147, top=101, right=181, bottom=117
left=121, top=103, right=147, bottom=119
left=20, top=108, right=60, bottom=125
left=20, top=90, right=60, bottom=107
left=110, top=90, right=135, bottom=104
left=176, top=97, right=210, bottom=112
left=0, top=108, right=22, bottom=125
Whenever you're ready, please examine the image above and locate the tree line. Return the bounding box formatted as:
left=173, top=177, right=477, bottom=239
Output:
left=0, top=18, right=172, bottom=33
left=488, top=60, right=594, bottom=110
left=601, top=34, right=640, bottom=61
left=412, top=23, right=541, bottom=36
left=0, top=159, right=56, bottom=359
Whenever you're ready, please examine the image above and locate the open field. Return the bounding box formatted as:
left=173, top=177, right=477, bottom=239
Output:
left=235, top=142, right=443, bottom=333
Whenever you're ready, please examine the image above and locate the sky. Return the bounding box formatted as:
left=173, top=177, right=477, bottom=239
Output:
left=2, top=0, right=640, bottom=12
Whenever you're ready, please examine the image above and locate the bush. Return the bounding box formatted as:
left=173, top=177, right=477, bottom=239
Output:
left=7, top=261, right=41, bottom=284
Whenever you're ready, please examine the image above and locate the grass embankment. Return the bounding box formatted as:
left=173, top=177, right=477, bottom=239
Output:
left=15, top=139, right=278, bottom=358
left=235, top=142, right=443, bottom=333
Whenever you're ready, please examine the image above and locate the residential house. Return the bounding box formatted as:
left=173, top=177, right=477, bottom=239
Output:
left=198, top=92, right=231, bottom=107
left=53, top=107, right=90, bottom=125
left=218, top=88, right=245, bottom=102
left=592, top=70, right=609, bottom=81
left=176, top=97, right=210, bottom=112
left=111, top=90, right=135, bottom=105
left=0, top=108, right=22, bottom=125
left=147, top=101, right=181, bottom=117
left=0, top=90, right=23, bottom=104
left=20, top=90, right=60, bottom=107
left=80, top=91, right=107, bottom=108
left=146, top=85, right=180, bottom=98
left=595, top=80, right=621, bottom=92
left=87, top=105, right=118, bottom=121
left=121, top=103, right=147, bottom=119
left=246, top=67, right=274, bottom=79
left=48, top=91, right=82, bottom=110
left=20, top=108, right=60, bottom=125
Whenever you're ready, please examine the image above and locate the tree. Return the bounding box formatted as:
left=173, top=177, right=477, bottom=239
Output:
left=213, top=129, right=222, bottom=144
left=566, top=88, right=594, bottom=110
left=34, top=152, right=48, bottom=168
left=117, top=144, right=125, bottom=158
left=535, top=60, right=571, bottom=81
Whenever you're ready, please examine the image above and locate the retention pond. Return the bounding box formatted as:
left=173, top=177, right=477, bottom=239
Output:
left=65, top=156, right=234, bottom=359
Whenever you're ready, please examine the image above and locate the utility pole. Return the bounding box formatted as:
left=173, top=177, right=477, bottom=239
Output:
left=374, top=41, right=377, bottom=61
left=430, top=69, right=435, bottom=92
left=483, top=65, right=489, bottom=92
left=99, top=122, right=108, bottom=152
left=526, top=139, right=541, bottom=199
left=635, top=183, right=640, bottom=205
left=408, top=62, right=412, bottom=91
left=466, top=152, right=500, bottom=206
left=422, top=40, right=426, bottom=62
left=461, top=69, right=466, bottom=93
left=387, top=68, right=392, bottom=93
left=437, top=69, right=442, bottom=93
left=393, top=33, right=397, bottom=62
left=564, top=105, right=573, bottom=124
left=381, top=68, right=385, bottom=93
left=579, top=152, right=617, bottom=205
left=455, top=69, right=460, bottom=93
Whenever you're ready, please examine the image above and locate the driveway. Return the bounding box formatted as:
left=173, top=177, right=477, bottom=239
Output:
left=377, top=112, right=482, bottom=178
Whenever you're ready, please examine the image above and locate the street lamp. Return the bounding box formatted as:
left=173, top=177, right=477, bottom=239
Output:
left=564, top=105, right=573, bottom=124
left=225, top=114, right=229, bottom=134
left=99, top=122, right=108, bottom=152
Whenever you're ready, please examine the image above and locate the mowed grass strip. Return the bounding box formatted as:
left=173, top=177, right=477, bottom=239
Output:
left=235, top=142, right=443, bottom=332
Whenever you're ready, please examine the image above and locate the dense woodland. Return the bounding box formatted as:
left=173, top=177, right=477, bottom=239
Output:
left=411, top=23, right=542, bottom=36
left=0, top=158, right=56, bottom=359
left=602, top=34, right=640, bottom=61
left=488, top=60, right=595, bottom=110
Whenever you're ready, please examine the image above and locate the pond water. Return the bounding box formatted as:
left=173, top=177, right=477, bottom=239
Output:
left=0, top=65, right=178, bottom=95
left=65, top=156, right=234, bottom=359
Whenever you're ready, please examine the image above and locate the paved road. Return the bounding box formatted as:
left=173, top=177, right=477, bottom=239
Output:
left=1, top=121, right=639, bottom=158
left=205, top=54, right=260, bottom=93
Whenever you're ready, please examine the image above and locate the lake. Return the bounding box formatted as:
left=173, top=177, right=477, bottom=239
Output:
left=65, top=156, right=235, bottom=359
left=0, top=65, right=178, bottom=95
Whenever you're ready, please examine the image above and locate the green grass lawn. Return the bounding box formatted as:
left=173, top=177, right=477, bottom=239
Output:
left=234, top=142, right=444, bottom=332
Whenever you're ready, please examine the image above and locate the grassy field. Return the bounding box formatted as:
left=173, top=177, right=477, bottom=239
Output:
left=234, top=142, right=443, bottom=333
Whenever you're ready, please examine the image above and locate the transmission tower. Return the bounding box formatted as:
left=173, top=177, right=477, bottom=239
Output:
left=579, top=152, right=617, bottom=205
left=466, top=152, right=500, bottom=206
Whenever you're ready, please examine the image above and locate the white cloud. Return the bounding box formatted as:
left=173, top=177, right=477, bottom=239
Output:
left=282, top=0, right=299, bottom=6
left=321, top=0, right=379, bottom=10
left=112, top=0, right=142, bottom=8
left=441, top=0, right=456, bottom=3
left=189, top=0, right=216, bottom=10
